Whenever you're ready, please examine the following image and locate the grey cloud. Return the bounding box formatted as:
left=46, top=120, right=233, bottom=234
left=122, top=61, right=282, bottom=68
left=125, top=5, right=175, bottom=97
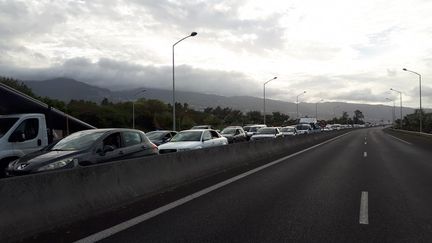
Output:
left=0, top=57, right=258, bottom=97
left=0, top=1, right=67, bottom=40
left=130, top=0, right=286, bottom=51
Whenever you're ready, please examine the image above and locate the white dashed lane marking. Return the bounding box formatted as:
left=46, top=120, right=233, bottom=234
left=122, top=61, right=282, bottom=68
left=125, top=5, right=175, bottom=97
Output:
left=359, top=191, right=369, bottom=224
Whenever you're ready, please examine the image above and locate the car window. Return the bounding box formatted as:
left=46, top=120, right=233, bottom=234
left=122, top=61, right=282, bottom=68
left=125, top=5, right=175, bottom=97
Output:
left=103, top=132, right=122, bottom=149
left=210, top=131, right=219, bottom=138
left=171, top=131, right=202, bottom=142
left=11, top=118, right=39, bottom=141
left=203, top=131, right=212, bottom=141
left=53, top=130, right=106, bottom=151
left=123, top=131, right=142, bottom=147
left=0, top=117, right=18, bottom=139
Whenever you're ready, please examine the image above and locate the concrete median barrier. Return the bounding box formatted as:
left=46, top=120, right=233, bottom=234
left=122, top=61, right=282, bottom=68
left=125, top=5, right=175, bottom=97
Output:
left=0, top=130, right=349, bottom=242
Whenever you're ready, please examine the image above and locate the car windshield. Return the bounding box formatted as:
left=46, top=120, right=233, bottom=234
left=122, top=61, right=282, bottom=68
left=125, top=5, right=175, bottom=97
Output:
left=250, top=127, right=260, bottom=132
left=52, top=130, right=106, bottom=151
left=221, top=128, right=236, bottom=135
left=243, top=127, right=251, bottom=132
left=280, top=127, right=294, bottom=132
left=297, top=125, right=310, bottom=130
left=146, top=131, right=166, bottom=140
left=191, top=126, right=208, bottom=129
left=0, top=117, right=19, bottom=139
left=257, top=128, right=276, bottom=134
left=170, top=131, right=202, bottom=142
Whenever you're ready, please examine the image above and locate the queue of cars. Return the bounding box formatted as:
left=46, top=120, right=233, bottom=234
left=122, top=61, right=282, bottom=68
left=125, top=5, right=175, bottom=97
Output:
left=3, top=121, right=354, bottom=177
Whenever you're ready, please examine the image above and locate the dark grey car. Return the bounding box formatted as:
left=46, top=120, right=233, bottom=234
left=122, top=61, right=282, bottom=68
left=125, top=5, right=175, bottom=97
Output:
left=220, top=126, right=247, bottom=143
left=5, top=128, right=158, bottom=176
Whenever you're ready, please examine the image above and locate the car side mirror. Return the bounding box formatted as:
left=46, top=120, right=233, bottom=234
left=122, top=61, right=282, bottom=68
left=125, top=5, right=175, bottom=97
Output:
left=9, top=131, right=25, bottom=142
left=103, top=145, right=115, bottom=153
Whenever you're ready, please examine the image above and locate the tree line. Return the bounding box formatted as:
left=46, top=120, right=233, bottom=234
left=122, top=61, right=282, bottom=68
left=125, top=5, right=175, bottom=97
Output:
left=3, top=76, right=411, bottom=132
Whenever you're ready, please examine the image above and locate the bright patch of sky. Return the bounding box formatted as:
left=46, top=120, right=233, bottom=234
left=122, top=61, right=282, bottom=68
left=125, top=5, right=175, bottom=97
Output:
left=1, top=0, right=432, bottom=108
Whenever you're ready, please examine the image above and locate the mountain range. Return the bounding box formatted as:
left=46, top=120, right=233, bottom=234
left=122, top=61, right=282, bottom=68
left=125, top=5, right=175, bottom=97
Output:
left=23, top=78, right=417, bottom=122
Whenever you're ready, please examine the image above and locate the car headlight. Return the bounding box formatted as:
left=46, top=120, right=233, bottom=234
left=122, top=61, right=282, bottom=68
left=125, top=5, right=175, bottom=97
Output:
left=8, top=159, right=18, bottom=169
left=37, top=158, right=77, bottom=171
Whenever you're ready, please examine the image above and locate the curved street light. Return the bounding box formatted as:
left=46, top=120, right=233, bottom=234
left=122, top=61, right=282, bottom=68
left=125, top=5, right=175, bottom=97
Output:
left=390, top=88, right=403, bottom=128
left=172, top=32, right=198, bottom=131
left=333, top=105, right=340, bottom=124
left=402, top=68, right=422, bottom=132
left=296, top=91, right=306, bottom=119
left=263, top=77, right=277, bottom=125
left=385, top=97, right=395, bottom=125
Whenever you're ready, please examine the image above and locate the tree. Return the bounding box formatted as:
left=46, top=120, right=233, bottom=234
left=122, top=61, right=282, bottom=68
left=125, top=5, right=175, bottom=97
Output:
left=0, top=77, right=36, bottom=98
left=353, top=110, right=364, bottom=124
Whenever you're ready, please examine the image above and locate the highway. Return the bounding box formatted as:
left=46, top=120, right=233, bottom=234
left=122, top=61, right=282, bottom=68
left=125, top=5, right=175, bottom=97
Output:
left=34, top=127, right=432, bottom=242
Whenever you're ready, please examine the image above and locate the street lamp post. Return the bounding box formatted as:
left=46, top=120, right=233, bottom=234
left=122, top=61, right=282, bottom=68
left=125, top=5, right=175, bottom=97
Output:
left=133, top=90, right=146, bottom=129
left=315, top=99, right=324, bottom=119
left=263, top=77, right=277, bottom=125
left=333, top=105, right=340, bottom=124
left=390, top=88, right=403, bottom=128
left=172, top=32, right=197, bottom=131
left=296, top=91, right=306, bottom=119
left=402, top=68, right=422, bottom=132
left=385, top=98, right=395, bottom=125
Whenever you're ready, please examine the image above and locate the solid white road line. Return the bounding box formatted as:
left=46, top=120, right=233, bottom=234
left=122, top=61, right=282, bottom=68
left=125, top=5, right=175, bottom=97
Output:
left=387, top=134, right=412, bottom=145
left=74, top=132, right=351, bottom=243
left=363, top=152, right=367, bottom=157
left=359, top=191, right=369, bottom=224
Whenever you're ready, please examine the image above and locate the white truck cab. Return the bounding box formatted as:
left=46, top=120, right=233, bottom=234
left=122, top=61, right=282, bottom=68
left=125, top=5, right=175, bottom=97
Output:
left=0, top=113, right=49, bottom=175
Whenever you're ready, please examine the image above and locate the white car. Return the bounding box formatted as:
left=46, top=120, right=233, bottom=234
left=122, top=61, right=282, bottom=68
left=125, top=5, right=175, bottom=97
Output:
left=243, top=124, right=267, bottom=140
left=280, top=126, right=297, bottom=136
left=250, top=127, right=283, bottom=141
left=158, top=129, right=228, bottom=154
left=295, top=124, right=313, bottom=135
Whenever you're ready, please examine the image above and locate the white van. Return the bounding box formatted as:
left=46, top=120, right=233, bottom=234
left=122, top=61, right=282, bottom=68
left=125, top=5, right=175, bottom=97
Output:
left=0, top=113, right=50, bottom=175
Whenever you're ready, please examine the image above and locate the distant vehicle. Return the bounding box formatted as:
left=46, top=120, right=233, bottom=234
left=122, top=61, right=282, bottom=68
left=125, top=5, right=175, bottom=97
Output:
left=5, top=128, right=158, bottom=176
left=0, top=113, right=54, bottom=177
left=191, top=125, right=213, bottom=130
left=299, top=117, right=321, bottom=133
left=146, top=130, right=178, bottom=146
left=250, top=127, right=283, bottom=141
left=220, top=126, right=247, bottom=143
left=295, top=124, right=313, bottom=135
left=323, top=125, right=333, bottom=132
left=299, top=117, right=318, bottom=124
left=158, top=129, right=228, bottom=154
left=243, top=124, right=267, bottom=140
left=331, top=124, right=342, bottom=130
left=280, top=126, right=297, bottom=136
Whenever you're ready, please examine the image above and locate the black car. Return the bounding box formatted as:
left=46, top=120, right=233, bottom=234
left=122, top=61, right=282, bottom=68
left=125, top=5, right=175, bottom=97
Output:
left=146, top=130, right=178, bottom=146
left=5, top=128, right=158, bottom=176
left=220, top=126, right=247, bottom=143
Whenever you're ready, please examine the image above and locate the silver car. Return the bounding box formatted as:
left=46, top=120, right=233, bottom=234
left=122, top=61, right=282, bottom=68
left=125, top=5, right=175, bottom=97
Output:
left=250, top=127, right=283, bottom=141
left=280, top=126, right=297, bottom=136
left=158, top=129, right=228, bottom=154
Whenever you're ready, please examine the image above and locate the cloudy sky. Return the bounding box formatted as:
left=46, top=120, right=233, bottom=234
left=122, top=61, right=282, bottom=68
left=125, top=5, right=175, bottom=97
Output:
left=1, top=0, right=432, bottom=108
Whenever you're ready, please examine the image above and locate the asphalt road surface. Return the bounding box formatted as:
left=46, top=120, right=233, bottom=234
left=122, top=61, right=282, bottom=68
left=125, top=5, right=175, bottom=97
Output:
left=67, top=128, right=432, bottom=242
